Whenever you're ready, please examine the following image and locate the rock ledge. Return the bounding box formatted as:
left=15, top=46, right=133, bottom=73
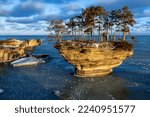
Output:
left=54, top=41, right=133, bottom=77
left=0, top=38, right=41, bottom=62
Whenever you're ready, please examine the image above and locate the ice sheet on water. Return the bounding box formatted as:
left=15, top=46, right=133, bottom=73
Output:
left=0, top=35, right=150, bottom=99
left=55, top=76, right=128, bottom=100
left=127, top=82, right=142, bottom=87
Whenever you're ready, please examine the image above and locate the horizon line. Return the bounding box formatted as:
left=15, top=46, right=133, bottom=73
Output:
left=0, top=34, right=150, bottom=36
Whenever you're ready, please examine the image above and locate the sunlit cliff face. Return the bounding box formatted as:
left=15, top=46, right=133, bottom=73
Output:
left=55, top=41, right=133, bottom=77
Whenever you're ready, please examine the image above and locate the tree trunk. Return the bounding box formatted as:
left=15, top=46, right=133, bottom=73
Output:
left=90, top=28, right=92, bottom=41
left=123, top=32, right=126, bottom=41
left=114, top=32, right=116, bottom=41
left=93, top=27, right=95, bottom=41
left=106, top=28, right=109, bottom=41
left=101, top=34, right=103, bottom=42
left=98, top=31, right=101, bottom=42
left=99, top=16, right=103, bottom=42
left=79, top=28, right=81, bottom=40
left=72, top=27, right=74, bottom=40
left=111, top=26, right=113, bottom=41
left=83, top=32, right=86, bottom=40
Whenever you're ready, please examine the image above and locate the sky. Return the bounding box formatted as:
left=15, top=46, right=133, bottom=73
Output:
left=0, top=0, right=149, bottom=35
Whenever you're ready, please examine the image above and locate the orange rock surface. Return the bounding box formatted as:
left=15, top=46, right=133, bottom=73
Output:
left=55, top=41, right=133, bottom=77
left=0, top=38, right=41, bottom=62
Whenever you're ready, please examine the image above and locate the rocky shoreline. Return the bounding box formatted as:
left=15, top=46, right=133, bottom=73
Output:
left=0, top=38, right=41, bottom=63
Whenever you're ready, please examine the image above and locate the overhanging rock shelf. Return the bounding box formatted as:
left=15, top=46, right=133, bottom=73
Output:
left=54, top=40, right=133, bottom=77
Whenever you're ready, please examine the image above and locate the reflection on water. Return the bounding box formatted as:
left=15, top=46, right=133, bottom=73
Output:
left=56, top=75, right=128, bottom=100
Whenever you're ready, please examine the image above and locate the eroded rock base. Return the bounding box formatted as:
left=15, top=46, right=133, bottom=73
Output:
left=75, top=68, right=112, bottom=77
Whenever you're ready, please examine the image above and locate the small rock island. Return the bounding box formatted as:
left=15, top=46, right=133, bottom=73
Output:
left=47, top=6, right=135, bottom=77
left=0, top=38, right=41, bottom=62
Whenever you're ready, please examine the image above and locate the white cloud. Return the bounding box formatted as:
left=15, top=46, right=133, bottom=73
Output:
left=0, top=0, right=150, bottom=35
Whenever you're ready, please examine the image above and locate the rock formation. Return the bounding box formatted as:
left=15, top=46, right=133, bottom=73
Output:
left=47, top=5, right=135, bottom=77
left=0, top=38, right=41, bottom=63
left=0, top=38, right=41, bottom=48
left=54, top=41, right=133, bottom=77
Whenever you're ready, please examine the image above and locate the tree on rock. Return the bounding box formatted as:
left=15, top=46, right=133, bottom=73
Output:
left=121, top=6, right=135, bottom=41
left=46, top=19, right=68, bottom=42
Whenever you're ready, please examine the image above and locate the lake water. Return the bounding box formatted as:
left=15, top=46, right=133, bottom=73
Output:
left=0, top=35, right=150, bottom=100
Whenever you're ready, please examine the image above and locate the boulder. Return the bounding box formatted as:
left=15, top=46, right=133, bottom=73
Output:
left=0, top=48, right=26, bottom=62
left=26, top=39, right=41, bottom=47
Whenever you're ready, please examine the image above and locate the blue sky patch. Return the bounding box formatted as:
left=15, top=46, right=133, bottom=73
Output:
left=0, top=0, right=149, bottom=35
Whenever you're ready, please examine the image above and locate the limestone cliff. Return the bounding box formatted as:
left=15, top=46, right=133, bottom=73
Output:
left=54, top=41, right=133, bottom=77
left=0, top=38, right=41, bottom=62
